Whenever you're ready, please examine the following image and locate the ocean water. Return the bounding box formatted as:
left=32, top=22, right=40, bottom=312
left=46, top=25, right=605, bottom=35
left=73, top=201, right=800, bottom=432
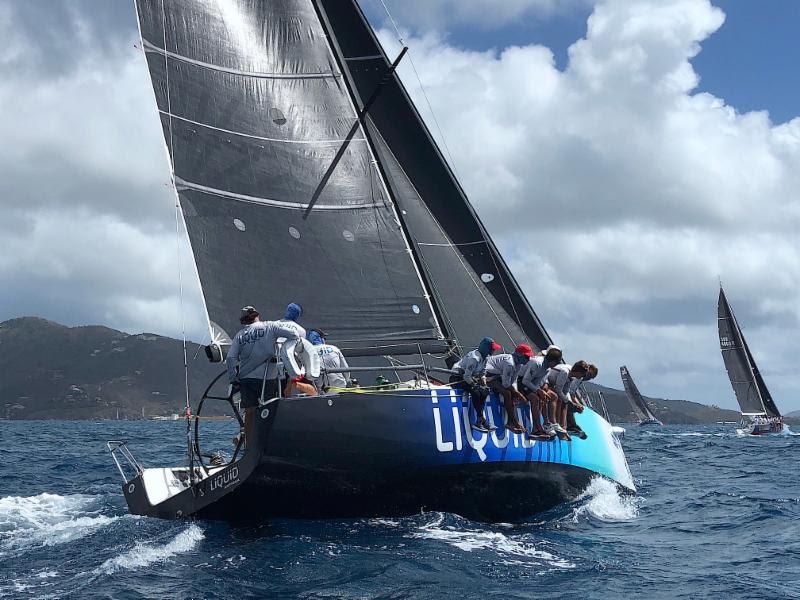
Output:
left=1, top=421, right=799, bottom=599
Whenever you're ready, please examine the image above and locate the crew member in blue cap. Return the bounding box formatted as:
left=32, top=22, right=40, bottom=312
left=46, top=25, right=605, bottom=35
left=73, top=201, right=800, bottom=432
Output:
left=449, top=337, right=501, bottom=432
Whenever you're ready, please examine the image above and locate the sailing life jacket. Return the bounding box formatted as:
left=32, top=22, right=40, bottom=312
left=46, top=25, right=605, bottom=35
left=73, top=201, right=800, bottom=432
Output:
left=485, top=354, right=523, bottom=389
left=226, top=319, right=305, bottom=382
left=313, top=343, right=349, bottom=389
left=452, top=349, right=488, bottom=383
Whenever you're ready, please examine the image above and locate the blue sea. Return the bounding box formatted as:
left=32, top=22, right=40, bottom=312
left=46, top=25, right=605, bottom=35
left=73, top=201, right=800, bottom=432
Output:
left=1, top=421, right=799, bottom=599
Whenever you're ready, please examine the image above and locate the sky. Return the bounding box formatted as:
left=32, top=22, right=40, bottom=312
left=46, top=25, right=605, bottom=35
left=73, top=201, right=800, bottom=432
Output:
left=0, top=0, right=798, bottom=413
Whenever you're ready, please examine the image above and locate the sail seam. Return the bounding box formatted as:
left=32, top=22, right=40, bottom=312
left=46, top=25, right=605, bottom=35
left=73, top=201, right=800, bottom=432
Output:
left=141, top=39, right=340, bottom=80
left=173, top=177, right=383, bottom=211
left=157, top=110, right=368, bottom=145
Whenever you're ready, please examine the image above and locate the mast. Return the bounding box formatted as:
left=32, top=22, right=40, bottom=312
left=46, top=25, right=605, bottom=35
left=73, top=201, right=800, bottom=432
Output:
left=314, top=0, right=553, bottom=352
left=310, top=0, right=450, bottom=348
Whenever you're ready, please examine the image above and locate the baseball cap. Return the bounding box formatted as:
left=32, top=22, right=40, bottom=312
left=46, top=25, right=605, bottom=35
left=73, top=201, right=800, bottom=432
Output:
left=514, top=343, right=533, bottom=358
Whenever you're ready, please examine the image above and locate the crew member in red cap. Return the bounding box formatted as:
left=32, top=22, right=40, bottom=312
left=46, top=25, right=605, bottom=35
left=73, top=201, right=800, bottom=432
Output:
left=484, top=343, right=533, bottom=434
left=449, top=337, right=502, bottom=432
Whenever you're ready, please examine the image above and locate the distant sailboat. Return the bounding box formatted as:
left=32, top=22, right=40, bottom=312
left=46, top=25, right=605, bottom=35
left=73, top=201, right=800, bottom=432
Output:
left=619, top=366, right=662, bottom=426
left=717, top=287, right=784, bottom=435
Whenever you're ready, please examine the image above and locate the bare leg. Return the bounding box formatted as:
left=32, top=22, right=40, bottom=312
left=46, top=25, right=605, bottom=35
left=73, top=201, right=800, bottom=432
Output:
left=527, top=392, right=544, bottom=432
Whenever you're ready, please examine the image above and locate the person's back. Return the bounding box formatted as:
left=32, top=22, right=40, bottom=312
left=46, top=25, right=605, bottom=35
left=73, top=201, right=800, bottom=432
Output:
left=485, top=353, right=517, bottom=388
left=227, top=319, right=304, bottom=383
left=316, top=343, right=349, bottom=389
left=306, top=329, right=349, bottom=390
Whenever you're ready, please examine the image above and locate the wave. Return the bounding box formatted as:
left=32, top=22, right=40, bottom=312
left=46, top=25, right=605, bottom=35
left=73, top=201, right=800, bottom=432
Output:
left=96, top=524, right=204, bottom=574
left=571, top=477, right=640, bottom=523
left=411, top=514, right=574, bottom=569
left=0, top=493, right=117, bottom=556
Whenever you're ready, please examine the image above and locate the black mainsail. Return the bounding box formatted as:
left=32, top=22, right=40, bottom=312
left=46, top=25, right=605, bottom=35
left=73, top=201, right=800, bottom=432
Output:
left=717, top=287, right=780, bottom=417
left=135, top=0, right=552, bottom=357
left=619, top=365, right=659, bottom=423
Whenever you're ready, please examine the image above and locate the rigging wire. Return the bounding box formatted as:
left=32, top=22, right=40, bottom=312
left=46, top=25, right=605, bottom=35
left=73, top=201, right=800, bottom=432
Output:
left=373, top=0, right=530, bottom=348
left=159, top=0, right=192, bottom=467
left=376, top=0, right=463, bottom=183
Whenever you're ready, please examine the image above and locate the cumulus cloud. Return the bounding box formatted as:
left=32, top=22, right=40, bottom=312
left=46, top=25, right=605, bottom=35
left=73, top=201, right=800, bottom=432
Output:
left=0, top=2, right=206, bottom=341
left=1, top=0, right=798, bottom=410
left=377, top=0, right=800, bottom=407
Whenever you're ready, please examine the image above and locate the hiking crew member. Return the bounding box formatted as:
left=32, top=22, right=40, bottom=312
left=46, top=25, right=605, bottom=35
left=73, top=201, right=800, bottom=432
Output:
left=565, top=363, right=597, bottom=439
left=485, top=344, right=533, bottom=434
left=227, top=304, right=306, bottom=441
left=307, top=329, right=350, bottom=391
left=450, top=337, right=501, bottom=432
left=518, top=345, right=563, bottom=440
left=547, top=361, right=590, bottom=440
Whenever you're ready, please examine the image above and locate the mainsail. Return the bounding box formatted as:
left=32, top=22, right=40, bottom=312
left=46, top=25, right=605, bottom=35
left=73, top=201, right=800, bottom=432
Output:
left=135, top=0, right=551, bottom=357
left=619, top=365, right=658, bottom=422
left=717, top=287, right=780, bottom=417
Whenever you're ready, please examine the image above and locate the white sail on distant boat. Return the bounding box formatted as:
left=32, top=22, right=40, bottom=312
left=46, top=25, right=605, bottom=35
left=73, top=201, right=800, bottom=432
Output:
left=718, top=287, right=784, bottom=435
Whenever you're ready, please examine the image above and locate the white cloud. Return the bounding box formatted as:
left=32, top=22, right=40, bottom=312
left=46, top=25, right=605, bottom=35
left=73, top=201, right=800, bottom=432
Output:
left=377, top=0, right=800, bottom=410
left=2, top=0, right=798, bottom=413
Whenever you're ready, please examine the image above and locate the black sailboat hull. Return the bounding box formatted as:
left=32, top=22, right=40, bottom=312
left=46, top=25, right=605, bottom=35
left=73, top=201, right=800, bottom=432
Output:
left=122, top=389, right=634, bottom=523
left=196, top=459, right=598, bottom=523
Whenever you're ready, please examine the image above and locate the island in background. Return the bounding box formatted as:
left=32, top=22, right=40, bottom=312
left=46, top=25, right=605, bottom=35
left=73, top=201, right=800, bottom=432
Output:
left=0, top=316, right=765, bottom=424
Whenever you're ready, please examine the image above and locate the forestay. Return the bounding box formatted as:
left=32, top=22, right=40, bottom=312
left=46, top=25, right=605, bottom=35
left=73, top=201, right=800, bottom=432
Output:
left=314, top=0, right=552, bottom=354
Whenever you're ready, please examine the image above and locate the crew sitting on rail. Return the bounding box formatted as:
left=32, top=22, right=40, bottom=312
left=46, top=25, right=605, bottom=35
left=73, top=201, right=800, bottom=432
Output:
left=562, top=362, right=596, bottom=440
left=226, top=304, right=306, bottom=443
left=449, top=337, right=501, bottom=433
left=307, top=329, right=351, bottom=392
left=546, top=360, right=590, bottom=440
left=518, top=345, right=563, bottom=440
left=485, top=344, right=533, bottom=434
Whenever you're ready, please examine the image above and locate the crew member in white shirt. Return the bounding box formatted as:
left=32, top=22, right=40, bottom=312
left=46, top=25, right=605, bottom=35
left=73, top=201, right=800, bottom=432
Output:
left=485, top=344, right=533, bottom=434
left=518, top=346, right=563, bottom=440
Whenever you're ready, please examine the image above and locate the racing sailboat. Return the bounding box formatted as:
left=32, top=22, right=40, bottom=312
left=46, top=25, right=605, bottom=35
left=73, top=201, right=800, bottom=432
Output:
left=718, top=287, right=784, bottom=435
left=108, top=0, right=634, bottom=522
left=619, top=366, right=662, bottom=426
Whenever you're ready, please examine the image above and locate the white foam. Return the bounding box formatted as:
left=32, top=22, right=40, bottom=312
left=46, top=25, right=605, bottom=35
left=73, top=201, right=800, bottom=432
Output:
left=97, top=524, right=204, bottom=574
left=0, top=493, right=117, bottom=555
left=572, top=477, right=640, bottom=522
left=411, top=515, right=574, bottom=569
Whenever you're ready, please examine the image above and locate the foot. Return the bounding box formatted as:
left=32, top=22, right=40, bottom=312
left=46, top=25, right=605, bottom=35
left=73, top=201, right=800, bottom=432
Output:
left=567, top=425, right=587, bottom=440
left=506, top=422, right=526, bottom=434
left=472, top=421, right=490, bottom=433
left=527, top=430, right=553, bottom=441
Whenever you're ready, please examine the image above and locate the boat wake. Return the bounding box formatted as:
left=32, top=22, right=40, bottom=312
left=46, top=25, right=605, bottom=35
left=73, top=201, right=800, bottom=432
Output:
left=0, top=493, right=117, bottom=557
left=570, top=477, right=640, bottom=523
left=96, top=524, right=204, bottom=574
left=411, top=514, right=575, bottom=569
